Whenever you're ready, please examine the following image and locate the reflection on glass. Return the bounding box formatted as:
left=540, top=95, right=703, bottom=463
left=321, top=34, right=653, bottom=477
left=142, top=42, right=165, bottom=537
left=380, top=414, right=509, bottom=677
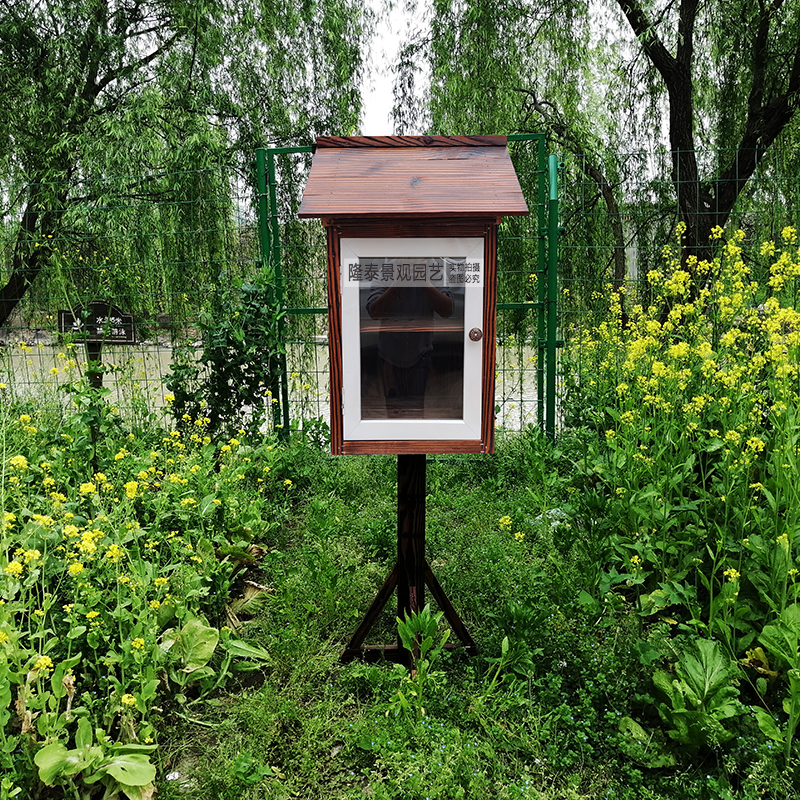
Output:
left=360, top=269, right=465, bottom=420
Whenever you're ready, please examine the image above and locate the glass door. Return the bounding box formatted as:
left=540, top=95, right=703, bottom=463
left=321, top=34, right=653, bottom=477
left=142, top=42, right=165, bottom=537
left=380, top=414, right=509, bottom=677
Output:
left=340, top=238, right=484, bottom=442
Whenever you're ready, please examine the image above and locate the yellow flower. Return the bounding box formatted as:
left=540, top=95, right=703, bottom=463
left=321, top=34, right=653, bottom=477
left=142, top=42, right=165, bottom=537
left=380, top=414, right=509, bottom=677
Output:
left=745, top=437, right=765, bottom=453
left=34, top=655, right=54, bottom=672
left=0, top=631, right=9, bottom=644
left=79, top=482, right=97, bottom=495
left=105, top=544, right=124, bottom=562
left=3, top=561, right=23, bottom=577
left=283, top=479, right=293, bottom=488
left=68, top=562, right=84, bottom=576
left=513, top=531, right=525, bottom=542
left=723, top=568, right=740, bottom=582
left=154, top=577, right=168, bottom=587
left=131, top=637, right=145, bottom=650
left=498, top=515, right=512, bottom=530
left=23, top=549, right=41, bottom=563
left=120, top=693, right=137, bottom=707
left=149, top=600, right=161, bottom=610
left=9, top=455, right=28, bottom=470
left=124, top=481, right=138, bottom=499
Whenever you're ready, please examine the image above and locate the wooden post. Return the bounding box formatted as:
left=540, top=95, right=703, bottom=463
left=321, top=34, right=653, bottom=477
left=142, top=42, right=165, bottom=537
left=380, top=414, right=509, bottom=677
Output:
left=340, top=454, right=477, bottom=663
left=397, top=453, right=426, bottom=649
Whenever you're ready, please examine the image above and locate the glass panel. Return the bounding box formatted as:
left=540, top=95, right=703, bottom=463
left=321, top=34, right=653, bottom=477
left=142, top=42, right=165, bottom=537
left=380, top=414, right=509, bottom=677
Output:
left=358, top=257, right=466, bottom=420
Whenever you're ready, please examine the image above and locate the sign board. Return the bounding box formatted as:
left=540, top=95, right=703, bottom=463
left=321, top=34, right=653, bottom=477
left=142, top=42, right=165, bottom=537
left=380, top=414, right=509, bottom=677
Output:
left=58, top=302, right=136, bottom=344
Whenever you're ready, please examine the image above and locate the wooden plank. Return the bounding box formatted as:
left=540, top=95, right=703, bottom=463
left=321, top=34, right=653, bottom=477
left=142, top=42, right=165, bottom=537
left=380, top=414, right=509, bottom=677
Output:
left=342, top=440, right=483, bottom=454
left=340, top=564, right=398, bottom=660
left=299, top=146, right=529, bottom=219
left=331, top=217, right=497, bottom=239
left=316, top=135, right=507, bottom=149
left=397, top=454, right=426, bottom=637
left=326, top=227, right=344, bottom=454
left=425, top=564, right=478, bottom=655
left=481, top=226, right=498, bottom=454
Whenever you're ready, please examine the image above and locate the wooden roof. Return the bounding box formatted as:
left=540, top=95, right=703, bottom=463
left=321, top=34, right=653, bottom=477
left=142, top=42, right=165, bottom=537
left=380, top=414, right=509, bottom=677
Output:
left=297, top=135, right=529, bottom=219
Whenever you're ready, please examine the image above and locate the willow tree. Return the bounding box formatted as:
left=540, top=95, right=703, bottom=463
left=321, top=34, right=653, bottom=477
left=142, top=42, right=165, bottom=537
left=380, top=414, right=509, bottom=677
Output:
left=391, top=0, right=629, bottom=310
left=393, top=0, right=800, bottom=268
left=612, top=0, right=800, bottom=260
left=0, top=0, right=367, bottom=327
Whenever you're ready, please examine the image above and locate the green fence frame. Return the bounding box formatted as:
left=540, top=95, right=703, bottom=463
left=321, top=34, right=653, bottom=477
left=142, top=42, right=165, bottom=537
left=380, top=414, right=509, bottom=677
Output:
left=255, top=136, right=560, bottom=439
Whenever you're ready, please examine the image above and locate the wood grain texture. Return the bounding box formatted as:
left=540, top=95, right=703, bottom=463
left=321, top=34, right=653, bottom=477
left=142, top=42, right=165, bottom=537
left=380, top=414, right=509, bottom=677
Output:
left=481, top=226, right=498, bottom=454
left=342, top=440, right=483, bottom=455
left=316, top=135, right=507, bottom=149
left=397, top=454, right=426, bottom=627
left=330, top=217, right=498, bottom=238
left=299, top=145, right=529, bottom=219
left=326, top=226, right=344, bottom=455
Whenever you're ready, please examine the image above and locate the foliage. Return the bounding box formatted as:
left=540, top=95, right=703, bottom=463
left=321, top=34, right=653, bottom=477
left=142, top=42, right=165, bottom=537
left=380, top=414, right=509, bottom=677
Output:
left=392, top=0, right=800, bottom=294
left=652, top=637, right=742, bottom=748
left=0, top=0, right=368, bottom=326
left=165, top=272, right=285, bottom=439
left=0, top=364, right=300, bottom=798
left=5, top=220, right=800, bottom=796
left=388, top=606, right=450, bottom=720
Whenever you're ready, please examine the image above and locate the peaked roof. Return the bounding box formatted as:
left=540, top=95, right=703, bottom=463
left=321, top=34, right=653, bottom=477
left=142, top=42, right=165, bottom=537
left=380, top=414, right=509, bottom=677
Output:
left=298, top=135, right=529, bottom=219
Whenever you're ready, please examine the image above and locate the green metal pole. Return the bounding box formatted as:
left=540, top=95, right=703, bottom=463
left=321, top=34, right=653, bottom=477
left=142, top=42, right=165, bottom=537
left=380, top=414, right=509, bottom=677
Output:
left=537, top=140, right=548, bottom=431
left=266, top=150, right=292, bottom=439
left=546, top=155, right=559, bottom=439
left=255, top=149, right=283, bottom=433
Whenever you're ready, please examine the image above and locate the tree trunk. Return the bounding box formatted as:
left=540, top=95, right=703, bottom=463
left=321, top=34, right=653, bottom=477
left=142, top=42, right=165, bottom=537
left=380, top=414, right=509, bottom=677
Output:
left=0, top=182, right=68, bottom=328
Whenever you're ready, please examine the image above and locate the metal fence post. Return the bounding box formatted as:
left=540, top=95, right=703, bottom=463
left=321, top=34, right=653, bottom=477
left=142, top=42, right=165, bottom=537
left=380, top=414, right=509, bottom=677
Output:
left=255, top=148, right=284, bottom=434
left=537, top=139, right=548, bottom=430
left=266, top=151, right=292, bottom=438
left=546, top=154, right=559, bottom=438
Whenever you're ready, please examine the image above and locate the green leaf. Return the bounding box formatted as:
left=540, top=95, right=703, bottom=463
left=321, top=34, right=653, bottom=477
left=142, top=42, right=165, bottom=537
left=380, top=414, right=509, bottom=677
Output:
left=199, top=494, right=218, bottom=516
left=75, top=718, right=93, bottom=750
left=104, top=753, right=156, bottom=787
left=141, top=679, right=160, bottom=701
left=222, top=639, right=271, bottom=662
left=34, top=742, right=70, bottom=785
left=176, top=618, right=219, bottom=671
left=753, top=707, right=784, bottom=742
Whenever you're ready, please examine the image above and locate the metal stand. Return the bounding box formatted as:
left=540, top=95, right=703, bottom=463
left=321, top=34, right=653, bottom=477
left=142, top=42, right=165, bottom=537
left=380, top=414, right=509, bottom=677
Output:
left=340, top=453, right=477, bottom=664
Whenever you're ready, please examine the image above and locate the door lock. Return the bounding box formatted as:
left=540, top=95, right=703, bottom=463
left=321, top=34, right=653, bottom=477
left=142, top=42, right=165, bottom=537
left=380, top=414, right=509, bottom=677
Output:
left=469, top=327, right=483, bottom=342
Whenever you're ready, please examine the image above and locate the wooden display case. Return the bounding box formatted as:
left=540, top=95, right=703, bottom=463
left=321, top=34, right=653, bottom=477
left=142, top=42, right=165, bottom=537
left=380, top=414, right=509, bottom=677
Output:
left=299, top=135, right=528, bottom=455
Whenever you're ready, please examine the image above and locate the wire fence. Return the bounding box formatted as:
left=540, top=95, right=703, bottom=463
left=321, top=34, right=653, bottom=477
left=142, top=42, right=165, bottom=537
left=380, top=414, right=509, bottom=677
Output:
left=0, top=164, right=261, bottom=421
left=555, top=142, right=800, bottom=411
left=2, top=142, right=798, bottom=435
